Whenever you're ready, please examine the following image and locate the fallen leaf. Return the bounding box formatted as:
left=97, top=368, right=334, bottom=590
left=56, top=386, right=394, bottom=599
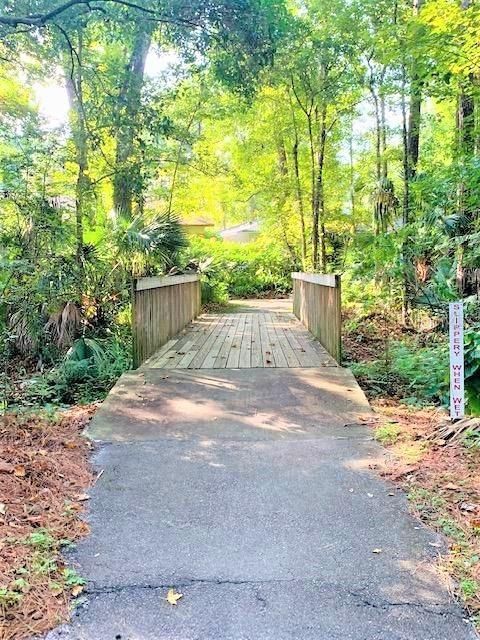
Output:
left=64, top=440, right=78, bottom=450
left=0, top=503, right=5, bottom=515
left=0, top=461, right=13, bottom=473
left=460, top=502, right=477, bottom=513
left=372, top=548, right=383, bottom=554
left=166, top=588, right=183, bottom=605
left=13, top=465, right=26, bottom=478
left=72, top=585, right=84, bottom=597
left=75, top=493, right=90, bottom=502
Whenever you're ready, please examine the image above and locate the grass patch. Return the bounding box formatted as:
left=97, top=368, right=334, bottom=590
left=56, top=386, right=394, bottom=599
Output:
left=374, top=422, right=402, bottom=445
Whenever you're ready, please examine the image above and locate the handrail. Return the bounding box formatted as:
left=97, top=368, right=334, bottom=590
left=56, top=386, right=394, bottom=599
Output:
left=132, top=274, right=201, bottom=368
left=292, top=272, right=341, bottom=363
left=292, top=272, right=339, bottom=288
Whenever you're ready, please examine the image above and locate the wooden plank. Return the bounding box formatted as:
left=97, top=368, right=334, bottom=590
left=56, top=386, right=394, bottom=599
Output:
left=238, top=313, right=253, bottom=368
left=259, top=313, right=275, bottom=367
left=292, top=272, right=338, bottom=288
left=176, top=316, right=218, bottom=369
left=226, top=313, right=246, bottom=368
left=143, top=338, right=179, bottom=367
left=188, top=315, right=225, bottom=369
left=250, top=313, right=263, bottom=368
left=292, top=272, right=341, bottom=362
left=163, top=337, right=196, bottom=369
left=153, top=331, right=192, bottom=368
left=214, top=315, right=238, bottom=368
left=264, top=313, right=288, bottom=367
left=272, top=318, right=301, bottom=368
left=200, top=316, right=230, bottom=368
left=136, top=274, right=199, bottom=291
left=282, top=322, right=319, bottom=367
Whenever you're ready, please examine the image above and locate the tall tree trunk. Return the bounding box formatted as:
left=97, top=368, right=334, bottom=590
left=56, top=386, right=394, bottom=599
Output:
left=456, top=0, right=475, bottom=294
left=406, top=0, right=423, bottom=187
left=349, top=123, right=356, bottom=228
left=380, top=91, right=388, bottom=179
left=399, top=0, right=424, bottom=323
left=372, top=90, right=382, bottom=182
left=167, top=97, right=202, bottom=218
left=63, top=31, right=89, bottom=297
left=277, top=141, right=297, bottom=262
left=307, top=110, right=318, bottom=268
left=313, top=104, right=327, bottom=271
left=288, top=90, right=307, bottom=267
left=368, top=62, right=387, bottom=183
left=113, top=21, right=154, bottom=219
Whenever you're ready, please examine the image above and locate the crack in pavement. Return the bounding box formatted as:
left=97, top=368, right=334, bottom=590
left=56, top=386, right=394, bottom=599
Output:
left=82, top=578, right=466, bottom=621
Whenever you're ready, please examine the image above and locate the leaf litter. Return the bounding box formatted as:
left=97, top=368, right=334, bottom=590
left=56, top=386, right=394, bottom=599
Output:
left=371, top=400, right=480, bottom=620
left=0, top=405, right=96, bottom=640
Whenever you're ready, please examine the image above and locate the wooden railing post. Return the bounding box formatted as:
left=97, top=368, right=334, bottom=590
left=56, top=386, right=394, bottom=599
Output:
left=291, top=272, right=342, bottom=363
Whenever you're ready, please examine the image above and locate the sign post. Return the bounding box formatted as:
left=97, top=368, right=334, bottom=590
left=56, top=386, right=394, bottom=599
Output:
left=449, top=302, right=465, bottom=420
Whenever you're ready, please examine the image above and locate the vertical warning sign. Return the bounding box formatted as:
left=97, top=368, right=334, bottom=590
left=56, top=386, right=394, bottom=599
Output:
left=449, top=302, right=465, bottom=420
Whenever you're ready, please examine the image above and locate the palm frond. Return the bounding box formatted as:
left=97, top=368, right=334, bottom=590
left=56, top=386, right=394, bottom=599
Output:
left=45, top=301, right=83, bottom=348
left=115, top=212, right=187, bottom=276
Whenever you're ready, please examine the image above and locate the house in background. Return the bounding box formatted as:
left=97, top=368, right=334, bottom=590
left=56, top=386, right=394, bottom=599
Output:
left=219, top=221, right=260, bottom=244
left=179, top=216, right=214, bottom=236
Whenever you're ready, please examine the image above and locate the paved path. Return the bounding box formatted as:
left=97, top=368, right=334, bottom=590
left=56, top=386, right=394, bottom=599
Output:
left=48, top=300, right=476, bottom=640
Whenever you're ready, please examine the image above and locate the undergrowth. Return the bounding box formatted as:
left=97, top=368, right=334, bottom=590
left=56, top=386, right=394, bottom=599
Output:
left=6, top=334, right=131, bottom=409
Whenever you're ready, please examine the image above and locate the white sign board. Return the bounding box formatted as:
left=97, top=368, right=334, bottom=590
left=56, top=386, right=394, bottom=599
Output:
left=449, top=302, right=465, bottom=420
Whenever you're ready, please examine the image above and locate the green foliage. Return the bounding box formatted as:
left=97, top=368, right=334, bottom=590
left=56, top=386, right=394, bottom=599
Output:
left=351, top=339, right=448, bottom=405
left=26, top=530, right=55, bottom=550
left=183, top=236, right=294, bottom=303
left=115, top=213, right=187, bottom=277
left=460, top=579, right=479, bottom=602
left=23, top=335, right=131, bottom=406
left=374, top=422, right=401, bottom=445
left=62, top=568, right=86, bottom=588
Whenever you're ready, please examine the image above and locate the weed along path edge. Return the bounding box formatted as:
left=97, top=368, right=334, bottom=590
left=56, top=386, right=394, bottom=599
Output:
left=47, top=303, right=476, bottom=640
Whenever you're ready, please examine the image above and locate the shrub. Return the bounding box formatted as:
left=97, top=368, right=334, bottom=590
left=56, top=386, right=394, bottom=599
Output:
left=182, top=235, right=295, bottom=302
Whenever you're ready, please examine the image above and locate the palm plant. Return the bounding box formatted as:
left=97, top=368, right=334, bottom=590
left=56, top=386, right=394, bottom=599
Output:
left=114, top=212, right=187, bottom=276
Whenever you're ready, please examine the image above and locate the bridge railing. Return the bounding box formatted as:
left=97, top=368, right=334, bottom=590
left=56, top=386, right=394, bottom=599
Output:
left=132, top=274, right=201, bottom=368
left=292, top=272, right=341, bottom=363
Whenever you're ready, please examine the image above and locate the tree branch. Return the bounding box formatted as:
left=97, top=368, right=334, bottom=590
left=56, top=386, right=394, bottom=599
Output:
left=0, top=0, right=205, bottom=30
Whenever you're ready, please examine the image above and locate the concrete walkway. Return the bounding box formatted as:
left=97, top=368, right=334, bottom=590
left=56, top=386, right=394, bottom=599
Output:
left=48, top=300, right=476, bottom=640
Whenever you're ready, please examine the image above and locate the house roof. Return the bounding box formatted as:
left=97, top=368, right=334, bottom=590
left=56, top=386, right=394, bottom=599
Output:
left=179, top=217, right=214, bottom=227
left=219, top=221, right=260, bottom=237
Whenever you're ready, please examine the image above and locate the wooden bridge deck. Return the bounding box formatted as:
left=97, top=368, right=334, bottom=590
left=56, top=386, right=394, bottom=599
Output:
left=143, top=306, right=338, bottom=370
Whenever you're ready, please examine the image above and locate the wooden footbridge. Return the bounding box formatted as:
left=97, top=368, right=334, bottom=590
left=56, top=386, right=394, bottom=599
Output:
left=132, top=272, right=342, bottom=370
